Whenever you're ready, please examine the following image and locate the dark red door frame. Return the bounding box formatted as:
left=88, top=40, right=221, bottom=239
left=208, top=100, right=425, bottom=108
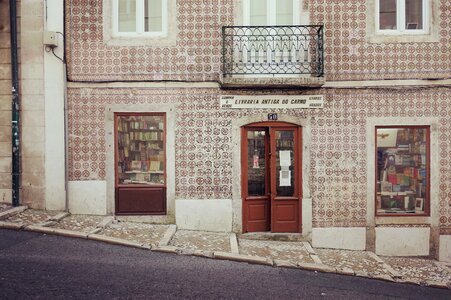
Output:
left=241, top=122, right=302, bottom=233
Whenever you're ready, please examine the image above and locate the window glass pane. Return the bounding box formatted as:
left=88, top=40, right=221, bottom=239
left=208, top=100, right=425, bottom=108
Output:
left=276, top=0, right=293, bottom=25
left=405, top=0, right=423, bottom=29
left=145, top=0, right=163, bottom=32
left=247, top=130, right=266, bottom=196
left=275, top=130, right=295, bottom=197
left=379, top=0, right=397, bottom=30
left=376, top=127, right=428, bottom=215
left=250, top=0, right=267, bottom=25
left=117, top=115, right=165, bottom=185
left=118, top=0, right=136, bottom=32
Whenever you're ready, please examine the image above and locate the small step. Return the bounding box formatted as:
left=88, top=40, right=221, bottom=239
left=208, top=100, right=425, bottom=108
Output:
left=238, top=232, right=307, bottom=242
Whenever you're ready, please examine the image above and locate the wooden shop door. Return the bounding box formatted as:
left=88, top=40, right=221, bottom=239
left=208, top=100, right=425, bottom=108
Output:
left=242, top=122, right=302, bottom=233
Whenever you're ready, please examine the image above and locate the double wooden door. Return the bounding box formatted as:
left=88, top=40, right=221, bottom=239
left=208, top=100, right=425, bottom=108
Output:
left=242, top=122, right=302, bottom=233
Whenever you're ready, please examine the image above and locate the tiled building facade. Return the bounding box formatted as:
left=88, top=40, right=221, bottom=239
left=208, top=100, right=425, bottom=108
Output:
left=63, top=0, right=450, bottom=259
left=2, top=1, right=449, bottom=260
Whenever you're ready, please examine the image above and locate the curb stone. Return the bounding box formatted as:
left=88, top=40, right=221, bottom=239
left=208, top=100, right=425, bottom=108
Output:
left=336, top=267, right=355, bottom=276
left=153, top=245, right=179, bottom=254
left=297, top=262, right=335, bottom=273
left=51, top=228, right=88, bottom=239
left=25, top=225, right=56, bottom=234
left=355, top=271, right=369, bottom=278
left=372, top=274, right=395, bottom=282
left=88, top=233, right=147, bottom=249
left=0, top=221, right=24, bottom=230
left=193, top=250, right=214, bottom=258
left=229, top=233, right=239, bottom=254
left=213, top=251, right=273, bottom=266
left=179, top=248, right=195, bottom=256
left=0, top=206, right=28, bottom=220
left=425, top=280, right=450, bottom=289
left=158, top=224, right=177, bottom=246
left=274, top=259, right=297, bottom=268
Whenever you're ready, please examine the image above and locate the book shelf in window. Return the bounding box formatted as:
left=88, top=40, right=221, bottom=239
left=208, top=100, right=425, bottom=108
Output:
left=117, top=116, right=165, bottom=186
left=375, top=127, right=429, bottom=216
left=115, top=113, right=166, bottom=215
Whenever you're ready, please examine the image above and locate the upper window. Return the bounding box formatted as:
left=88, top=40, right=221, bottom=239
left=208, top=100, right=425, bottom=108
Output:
left=375, top=126, right=430, bottom=216
left=377, top=0, right=428, bottom=34
left=243, top=0, right=301, bottom=26
left=113, top=0, right=167, bottom=37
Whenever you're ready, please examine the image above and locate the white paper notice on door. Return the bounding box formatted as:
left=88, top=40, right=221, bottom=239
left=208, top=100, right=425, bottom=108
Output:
left=280, top=150, right=291, bottom=167
left=279, top=167, right=291, bottom=186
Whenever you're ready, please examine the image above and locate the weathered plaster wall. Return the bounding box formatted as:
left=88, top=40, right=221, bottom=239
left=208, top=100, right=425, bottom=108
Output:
left=65, top=0, right=451, bottom=82
left=20, top=0, right=46, bottom=208
left=66, top=86, right=451, bottom=234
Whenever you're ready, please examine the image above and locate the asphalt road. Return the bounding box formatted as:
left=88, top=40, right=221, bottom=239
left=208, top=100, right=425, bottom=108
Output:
left=0, top=229, right=449, bottom=299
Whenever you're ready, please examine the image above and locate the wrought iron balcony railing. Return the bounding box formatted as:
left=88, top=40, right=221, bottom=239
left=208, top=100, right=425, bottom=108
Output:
left=222, top=25, right=324, bottom=77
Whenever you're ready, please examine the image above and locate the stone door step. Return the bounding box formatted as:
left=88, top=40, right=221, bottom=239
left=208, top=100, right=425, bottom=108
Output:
left=239, top=232, right=307, bottom=242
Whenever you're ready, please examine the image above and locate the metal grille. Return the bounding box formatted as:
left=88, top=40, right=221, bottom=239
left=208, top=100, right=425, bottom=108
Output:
left=222, top=25, right=324, bottom=77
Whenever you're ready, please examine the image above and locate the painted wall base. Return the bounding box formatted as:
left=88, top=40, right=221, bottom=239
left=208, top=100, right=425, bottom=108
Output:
left=312, top=227, right=366, bottom=250
left=439, top=235, right=451, bottom=262
left=301, top=197, right=312, bottom=239
left=68, top=181, right=107, bottom=215
left=376, top=227, right=430, bottom=256
left=176, top=199, right=232, bottom=232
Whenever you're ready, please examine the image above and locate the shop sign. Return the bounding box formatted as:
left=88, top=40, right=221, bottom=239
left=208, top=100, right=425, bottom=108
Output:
left=220, top=95, right=324, bottom=109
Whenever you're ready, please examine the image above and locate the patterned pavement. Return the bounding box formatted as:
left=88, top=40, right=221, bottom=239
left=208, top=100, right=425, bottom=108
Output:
left=0, top=207, right=450, bottom=289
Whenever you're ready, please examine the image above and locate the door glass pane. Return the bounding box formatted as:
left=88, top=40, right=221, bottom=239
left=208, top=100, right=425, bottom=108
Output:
left=117, top=115, right=165, bottom=185
left=379, top=0, right=397, bottom=30
left=376, top=127, right=428, bottom=215
left=145, top=0, right=163, bottom=32
left=405, top=0, right=423, bottom=29
left=247, top=130, right=266, bottom=196
left=250, top=0, right=267, bottom=25
left=275, top=130, right=295, bottom=196
left=118, top=0, right=136, bottom=32
left=276, top=0, right=293, bottom=25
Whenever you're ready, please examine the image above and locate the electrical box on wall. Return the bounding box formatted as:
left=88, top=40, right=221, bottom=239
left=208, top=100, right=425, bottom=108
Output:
left=43, top=31, right=58, bottom=47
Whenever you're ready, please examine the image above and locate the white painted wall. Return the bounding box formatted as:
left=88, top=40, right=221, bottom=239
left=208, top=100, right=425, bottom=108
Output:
left=312, top=227, right=366, bottom=250
left=176, top=199, right=233, bottom=232
left=376, top=227, right=430, bottom=256
left=68, top=181, right=107, bottom=215
left=44, top=0, right=66, bottom=210
left=439, top=235, right=451, bottom=262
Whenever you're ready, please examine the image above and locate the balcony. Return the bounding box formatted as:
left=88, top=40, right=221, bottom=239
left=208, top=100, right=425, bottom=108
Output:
left=221, top=25, right=324, bottom=88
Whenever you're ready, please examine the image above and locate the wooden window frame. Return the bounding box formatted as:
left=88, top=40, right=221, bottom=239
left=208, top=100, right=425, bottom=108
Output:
left=374, top=125, right=430, bottom=217
left=114, top=112, right=167, bottom=215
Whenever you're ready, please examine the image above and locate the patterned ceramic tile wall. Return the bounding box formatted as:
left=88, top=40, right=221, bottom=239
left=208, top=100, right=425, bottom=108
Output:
left=66, top=0, right=232, bottom=82
left=65, top=0, right=451, bottom=82
left=310, top=0, right=451, bottom=80
left=67, top=87, right=451, bottom=230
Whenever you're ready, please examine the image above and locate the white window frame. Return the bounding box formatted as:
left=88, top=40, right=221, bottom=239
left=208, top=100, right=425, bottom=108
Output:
left=243, top=0, right=301, bottom=26
left=112, top=0, right=168, bottom=37
left=376, top=0, right=429, bottom=35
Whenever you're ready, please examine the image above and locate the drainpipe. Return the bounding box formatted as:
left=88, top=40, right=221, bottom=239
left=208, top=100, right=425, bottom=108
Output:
left=9, top=0, right=20, bottom=207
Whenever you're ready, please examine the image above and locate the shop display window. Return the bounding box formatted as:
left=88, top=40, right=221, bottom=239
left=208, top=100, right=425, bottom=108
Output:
left=376, top=126, right=429, bottom=216
left=116, top=114, right=165, bottom=186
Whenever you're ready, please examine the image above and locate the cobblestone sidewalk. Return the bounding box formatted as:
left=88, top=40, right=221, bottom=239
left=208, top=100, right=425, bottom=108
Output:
left=0, top=207, right=450, bottom=289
